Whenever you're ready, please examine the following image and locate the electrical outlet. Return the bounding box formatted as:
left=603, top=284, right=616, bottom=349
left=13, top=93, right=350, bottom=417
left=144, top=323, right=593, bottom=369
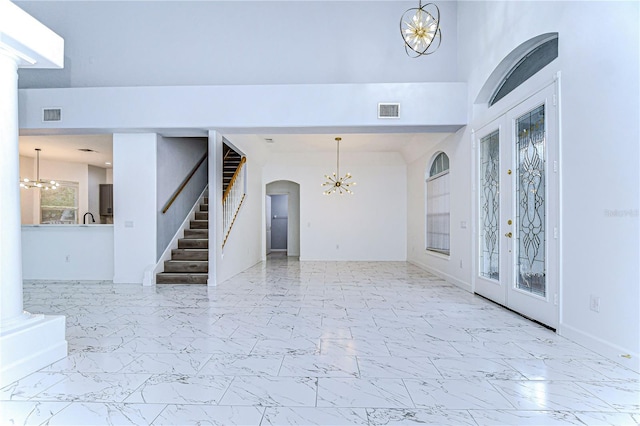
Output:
left=65, top=255, right=70, bottom=263
left=459, top=259, right=463, bottom=268
left=589, top=295, right=600, bottom=312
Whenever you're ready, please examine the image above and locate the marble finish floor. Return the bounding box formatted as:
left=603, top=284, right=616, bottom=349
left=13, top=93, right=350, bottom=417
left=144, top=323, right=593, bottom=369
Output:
left=2, top=256, right=639, bottom=425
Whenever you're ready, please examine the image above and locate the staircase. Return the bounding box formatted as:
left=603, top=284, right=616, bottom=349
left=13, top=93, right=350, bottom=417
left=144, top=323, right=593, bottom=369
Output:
left=156, top=196, right=209, bottom=284
left=223, top=144, right=243, bottom=195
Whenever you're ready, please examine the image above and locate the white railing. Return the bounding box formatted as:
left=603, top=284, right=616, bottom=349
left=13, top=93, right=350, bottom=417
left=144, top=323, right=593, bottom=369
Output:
left=222, top=157, right=246, bottom=248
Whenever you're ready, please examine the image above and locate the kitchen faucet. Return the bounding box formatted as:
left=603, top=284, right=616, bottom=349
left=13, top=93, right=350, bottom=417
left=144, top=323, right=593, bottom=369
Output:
left=83, top=212, right=95, bottom=224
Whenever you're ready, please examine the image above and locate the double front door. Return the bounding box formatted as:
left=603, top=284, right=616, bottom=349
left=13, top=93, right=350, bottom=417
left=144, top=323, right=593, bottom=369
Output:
left=474, top=83, right=559, bottom=329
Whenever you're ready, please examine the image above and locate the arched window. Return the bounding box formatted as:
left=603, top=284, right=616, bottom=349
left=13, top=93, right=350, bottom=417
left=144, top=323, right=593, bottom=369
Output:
left=490, top=37, right=558, bottom=106
left=426, top=152, right=450, bottom=255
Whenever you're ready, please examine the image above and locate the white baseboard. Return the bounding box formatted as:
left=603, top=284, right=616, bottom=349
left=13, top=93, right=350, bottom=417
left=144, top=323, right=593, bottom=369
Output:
left=560, top=322, right=640, bottom=373
left=0, top=314, right=67, bottom=387
left=409, top=259, right=472, bottom=293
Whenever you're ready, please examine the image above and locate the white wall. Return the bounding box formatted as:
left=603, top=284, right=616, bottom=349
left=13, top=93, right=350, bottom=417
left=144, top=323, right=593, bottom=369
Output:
left=15, top=1, right=458, bottom=88
left=407, top=129, right=472, bottom=291
left=22, top=225, right=113, bottom=280
left=266, top=180, right=301, bottom=257
left=264, top=151, right=407, bottom=261
left=112, top=133, right=157, bottom=284
left=453, top=0, right=638, bottom=369
left=19, top=83, right=466, bottom=134
left=211, top=132, right=264, bottom=285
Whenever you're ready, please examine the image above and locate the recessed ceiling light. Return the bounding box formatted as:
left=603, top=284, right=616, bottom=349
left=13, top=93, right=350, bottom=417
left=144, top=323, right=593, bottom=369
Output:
left=265, top=138, right=274, bottom=143
left=105, top=162, right=112, bottom=165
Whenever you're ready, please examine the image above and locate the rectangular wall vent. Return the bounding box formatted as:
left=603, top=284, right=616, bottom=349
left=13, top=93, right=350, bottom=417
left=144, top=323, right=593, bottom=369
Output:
left=42, top=108, right=61, bottom=122
left=378, top=103, right=400, bottom=119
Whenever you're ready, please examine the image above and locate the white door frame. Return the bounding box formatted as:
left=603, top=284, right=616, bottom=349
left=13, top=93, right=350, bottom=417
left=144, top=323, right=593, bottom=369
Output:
left=472, top=77, right=561, bottom=330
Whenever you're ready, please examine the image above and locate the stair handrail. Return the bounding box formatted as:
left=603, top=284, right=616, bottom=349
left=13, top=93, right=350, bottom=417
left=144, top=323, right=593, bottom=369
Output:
left=222, top=156, right=247, bottom=248
left=222, top=156, right=247, bottom=203
left=162, top=152, right=208, bottom=214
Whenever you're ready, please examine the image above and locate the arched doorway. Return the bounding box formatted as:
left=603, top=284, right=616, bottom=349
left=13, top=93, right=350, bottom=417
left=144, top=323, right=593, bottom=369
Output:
left=265, top=180, right=300, bottom=257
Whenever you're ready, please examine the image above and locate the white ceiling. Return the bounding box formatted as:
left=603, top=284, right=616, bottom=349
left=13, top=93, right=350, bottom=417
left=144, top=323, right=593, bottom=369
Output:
left=19, top=134, right=113, bottom=168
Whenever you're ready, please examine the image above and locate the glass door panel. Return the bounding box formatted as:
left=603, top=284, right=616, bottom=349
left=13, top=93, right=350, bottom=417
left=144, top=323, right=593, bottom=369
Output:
left=515, top=105, right=546, bottom=297
left=480, top=130, right=500, bottom=281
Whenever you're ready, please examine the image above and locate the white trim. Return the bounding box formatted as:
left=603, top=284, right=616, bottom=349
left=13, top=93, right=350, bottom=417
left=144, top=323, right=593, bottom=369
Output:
left=560, top=323, right=640, bottom=373
left=409, top=259, right=472, bottom=293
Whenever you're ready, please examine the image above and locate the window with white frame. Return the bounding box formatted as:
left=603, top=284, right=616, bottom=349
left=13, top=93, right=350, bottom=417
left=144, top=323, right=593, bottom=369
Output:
left=40, top=181, right=79, bottom=224
left=426, top=152, right=450, bottom=255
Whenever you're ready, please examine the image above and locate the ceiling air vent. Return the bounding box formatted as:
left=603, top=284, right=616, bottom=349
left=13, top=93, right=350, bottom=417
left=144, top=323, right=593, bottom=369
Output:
left=378, top=103, right=400, bottom=119
left=42, top=108, right=62, bottom=122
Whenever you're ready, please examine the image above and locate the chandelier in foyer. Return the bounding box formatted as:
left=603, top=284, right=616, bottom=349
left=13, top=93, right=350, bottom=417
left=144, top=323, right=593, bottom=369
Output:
left=20, top=148, right=60, bottom=190
left=322, top=137, right=355, bottom=195
left=400, top=1, right=442, bottom=58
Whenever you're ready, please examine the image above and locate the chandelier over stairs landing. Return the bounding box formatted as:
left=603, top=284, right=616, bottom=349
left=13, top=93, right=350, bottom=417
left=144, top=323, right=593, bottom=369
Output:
left=322, top=137, right=355, bottom=195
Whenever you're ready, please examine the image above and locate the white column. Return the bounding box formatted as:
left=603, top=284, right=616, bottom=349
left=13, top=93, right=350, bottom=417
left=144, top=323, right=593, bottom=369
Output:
left=0, top=1, right=67, bottom=387
left=0, top=51, right=25, bottom=324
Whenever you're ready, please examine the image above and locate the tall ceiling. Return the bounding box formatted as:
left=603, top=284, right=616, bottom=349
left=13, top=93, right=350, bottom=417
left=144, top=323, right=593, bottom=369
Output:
left=15, top=1, right=458, bottom=161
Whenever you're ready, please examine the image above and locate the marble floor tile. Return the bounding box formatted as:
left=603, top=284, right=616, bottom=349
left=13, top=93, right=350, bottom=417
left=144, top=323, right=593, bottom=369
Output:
left=0, top=372, right=68, bottom=401
left=279, top=355, right=360, bottom=378
left=11, top=258, right=640, bottom=424
left=403, top=379, right=514, bottom=410
left=385, top=339, right=461, bottom=358
left=251, top=338, right=321, bottom=356
left=119, top=353, right=212, bottom=375
left=317, top=378, right=414, bottom=409
left=504, top=358, right=611, bottom=381
left=0, top=401, right=69, bottom=425
left=45, top=402, right=166, bottom=425
left=367, top=408, right=476, bottom=425
left=152, top=404, right=265, bottom=425
left=490, top=380, right=617, bottom=411
left=198, top=354, right=284, bottom=376
left=37, top=373, right=151, bottom=403
left=320, top=338, right=391, bottom=357
left=219, top=376, right=318, bottom=407
left=125, top=374, right=233, bottom=404
left=262, top=407, right=369, bottom=425
left=467, top=409, right=583, bottom=425
left=576, top=381, right=640, bottom=412
left=42, top=352, right=140, bottom=373
left=356, top=356, right=442, bottom=379
left=431, top=357, right=526, bottom=380
left=573, top=411, right=640, bottom=425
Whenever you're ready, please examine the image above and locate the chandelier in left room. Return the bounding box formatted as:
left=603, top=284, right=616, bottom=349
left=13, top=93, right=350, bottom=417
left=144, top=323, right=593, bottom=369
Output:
left=20, top=148, right=60, bottom=190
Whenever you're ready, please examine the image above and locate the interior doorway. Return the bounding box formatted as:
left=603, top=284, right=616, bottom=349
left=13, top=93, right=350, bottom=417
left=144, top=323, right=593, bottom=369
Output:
left=268, top=194, right=288, bottom=252
left=265, top=180, right=300, bottom=258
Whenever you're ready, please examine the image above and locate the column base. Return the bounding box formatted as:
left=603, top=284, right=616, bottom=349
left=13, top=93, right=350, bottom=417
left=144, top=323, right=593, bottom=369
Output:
left=0, top=314, right=67, bottom=387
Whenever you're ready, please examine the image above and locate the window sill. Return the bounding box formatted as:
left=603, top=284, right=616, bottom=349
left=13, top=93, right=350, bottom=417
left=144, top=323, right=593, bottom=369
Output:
left=426, top=249, right=450, bottom=260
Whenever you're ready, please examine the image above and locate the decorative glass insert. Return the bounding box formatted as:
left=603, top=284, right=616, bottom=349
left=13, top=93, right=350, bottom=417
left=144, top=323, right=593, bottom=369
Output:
left=516, top=105, right=546, bottom=296
left=427, top=152, right=450, bottom=255
left=480, top=130, right=500, bottom=280
left=40, top=181, right=79, bottom=224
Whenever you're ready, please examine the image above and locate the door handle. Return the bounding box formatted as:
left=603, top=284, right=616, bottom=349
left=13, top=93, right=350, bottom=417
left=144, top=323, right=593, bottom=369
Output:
left=505, top=232, right=513, bottom=238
